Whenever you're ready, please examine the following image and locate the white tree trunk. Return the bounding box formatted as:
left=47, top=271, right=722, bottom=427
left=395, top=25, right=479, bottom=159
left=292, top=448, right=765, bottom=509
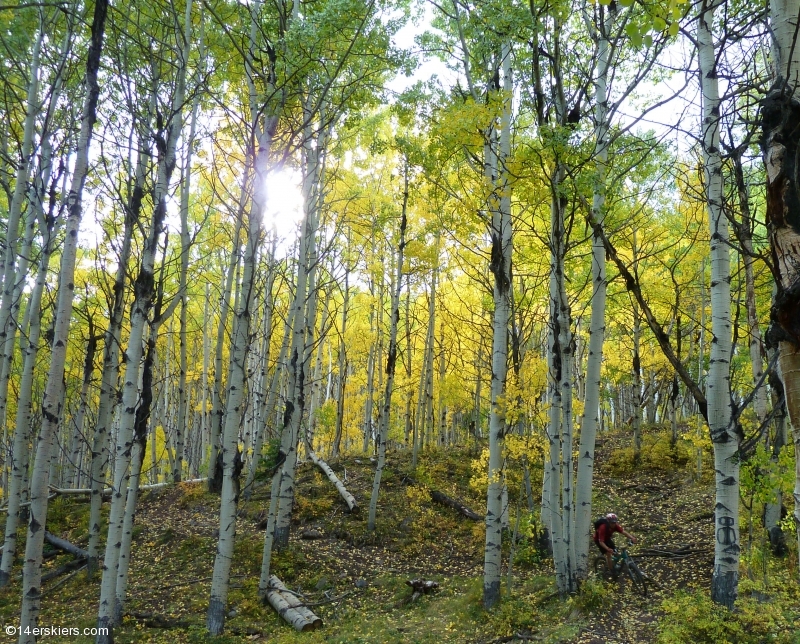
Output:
left=206, top=110, right=275, bottom=637
left=575, top=4, right=612, bottom=578
left=699, top=0, right=739, bottom=608
left=98, top=9, right=191, bottom=634
left=0, top=155, right=61, bottom=586
left=0, top=14, right=43, bottom=456
left=367, top=165, right=408, bottom=531
left=87, top=106, right=147, bottom=577
left=274, top=117, right=327, bottom=550
left=483, top=43, right=512, bottom=609
left=18, top=2, right=109, bottom=638
left=331, top=259, right=350, bottom=459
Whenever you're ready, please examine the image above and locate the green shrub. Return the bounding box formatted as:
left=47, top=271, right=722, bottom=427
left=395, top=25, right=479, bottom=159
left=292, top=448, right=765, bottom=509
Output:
left=571, top=577, right=612, bottom=613
left=658, top=591, right=795, bottom=644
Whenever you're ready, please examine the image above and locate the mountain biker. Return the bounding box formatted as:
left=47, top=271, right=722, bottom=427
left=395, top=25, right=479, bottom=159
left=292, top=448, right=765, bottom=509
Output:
left=594, top=513, right=636, bottom=573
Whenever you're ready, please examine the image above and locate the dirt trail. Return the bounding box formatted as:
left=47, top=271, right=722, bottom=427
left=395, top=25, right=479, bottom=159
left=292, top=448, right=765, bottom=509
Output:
left=574, top=435, right=715, bottom=643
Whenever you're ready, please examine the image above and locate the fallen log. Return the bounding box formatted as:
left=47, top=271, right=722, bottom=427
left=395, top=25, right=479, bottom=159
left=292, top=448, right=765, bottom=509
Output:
left=429, top=490, right=482, bottom=521
left=44, top=532, right=90, bottom=559
left=307, top=447, right=358, bottom=511
left=265, top=575, right=322, bottom=631
left=48, top=478, right=209, bottom=497
left=0, top=493, right=56, bottom=513
left=41, top=557, right=87, bottom=583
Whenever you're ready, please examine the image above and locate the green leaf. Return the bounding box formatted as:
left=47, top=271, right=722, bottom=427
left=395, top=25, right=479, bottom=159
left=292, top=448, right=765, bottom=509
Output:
left=668, top=21, right=680, bottom=36
left=653, top=17, right=666, bottom=30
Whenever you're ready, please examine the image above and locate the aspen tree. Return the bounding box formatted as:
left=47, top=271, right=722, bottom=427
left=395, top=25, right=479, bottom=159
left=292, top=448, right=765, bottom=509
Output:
left=483, top=41, right=512, bottom=610
left=207, top=0, right=285, bottom=625
left=699, top=0, right=739, bottom=608
left=0, top=132, right=63, bottom=586
left=273, top=115, right=328, bottom=549
left=331, top=247, right=350, bottom=458
left=0, top=9, right=44, bottom=450
left=632, top=232, right=643, bottom=461
left=18, top=0, right=109, bottom=637
left=574, top=0, right=613, bottom=578
left=368, top=160, right=408, bottom=531
left=762, top=0, right=800, bottom=574
left=0, top=4, right=72, bottom=552
left=87, top=97, right=148, bottom=578
left=97, top=2, right=193, bottom=634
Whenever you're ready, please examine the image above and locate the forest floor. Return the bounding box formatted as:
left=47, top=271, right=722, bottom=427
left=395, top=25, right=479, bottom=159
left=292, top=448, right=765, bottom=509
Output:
left=0, top=427, right=798, bottom=643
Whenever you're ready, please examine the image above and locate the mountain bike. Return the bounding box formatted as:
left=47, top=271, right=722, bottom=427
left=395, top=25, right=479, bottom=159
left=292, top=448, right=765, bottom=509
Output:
left=593, top=541, right=648, bottom=597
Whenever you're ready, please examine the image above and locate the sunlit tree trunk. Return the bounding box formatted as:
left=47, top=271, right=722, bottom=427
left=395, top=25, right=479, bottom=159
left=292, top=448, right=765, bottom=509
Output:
left=243, top=241, right=277, bottom=497
left=274, top=118, right=326, bottom=549
left=206, top=82, right=277, bottom=638
left=18, top=1, right=109, bottom=638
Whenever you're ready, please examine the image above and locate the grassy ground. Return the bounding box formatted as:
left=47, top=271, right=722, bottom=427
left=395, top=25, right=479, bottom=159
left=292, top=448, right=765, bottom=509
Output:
left=0, top=427, right=798, bottom=643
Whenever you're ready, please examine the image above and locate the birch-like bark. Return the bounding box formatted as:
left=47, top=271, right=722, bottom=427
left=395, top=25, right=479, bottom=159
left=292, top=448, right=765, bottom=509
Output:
left=274, top=120, right=326, bottom=548
left=0, top=13, right=43, bottom=451
left=18, top=1, right=109, bottom=638
left=114, top=317, right=163, bottom=624
left=699, top=0, right=739, bottom=608
left=368, top=164, right=408, bottom=531
left=483, top=43, right=512, bottom=609
left=175, top=83, right=202, bottom=482
left=97, top=5, right=191, bottom=634
left=403, top=287, right=413, bottom=447
left=206, top=102, right=275, bottom=643
left=0, top=148, right=61, bottom=586
left=414, top=258, right=438, bottom=462
left=363, top=313, right=376, bottom=452
left=243, top=304, right=294, bottom=499
left=87, top=116, right=146, bottom=577
left=242, top=243, right=277, bottom=497
left=574, top=3, right=612, bottom=578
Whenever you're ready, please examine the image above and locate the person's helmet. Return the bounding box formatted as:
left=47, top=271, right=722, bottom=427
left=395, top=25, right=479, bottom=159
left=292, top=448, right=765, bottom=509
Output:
left=606, top=513, right=618, bottom=523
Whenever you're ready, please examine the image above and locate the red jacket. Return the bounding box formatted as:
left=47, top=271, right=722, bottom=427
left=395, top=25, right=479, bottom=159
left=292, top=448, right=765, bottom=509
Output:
left=595, top=521, right=623, bottom=543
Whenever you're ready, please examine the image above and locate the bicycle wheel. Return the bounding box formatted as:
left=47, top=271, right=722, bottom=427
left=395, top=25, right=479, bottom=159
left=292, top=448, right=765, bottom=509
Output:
left=626, top=560, right=648, bottom=597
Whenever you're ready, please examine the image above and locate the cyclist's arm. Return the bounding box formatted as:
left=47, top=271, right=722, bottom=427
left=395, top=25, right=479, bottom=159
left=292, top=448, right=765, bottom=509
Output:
left=621, top=529, right=637, bottom=543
